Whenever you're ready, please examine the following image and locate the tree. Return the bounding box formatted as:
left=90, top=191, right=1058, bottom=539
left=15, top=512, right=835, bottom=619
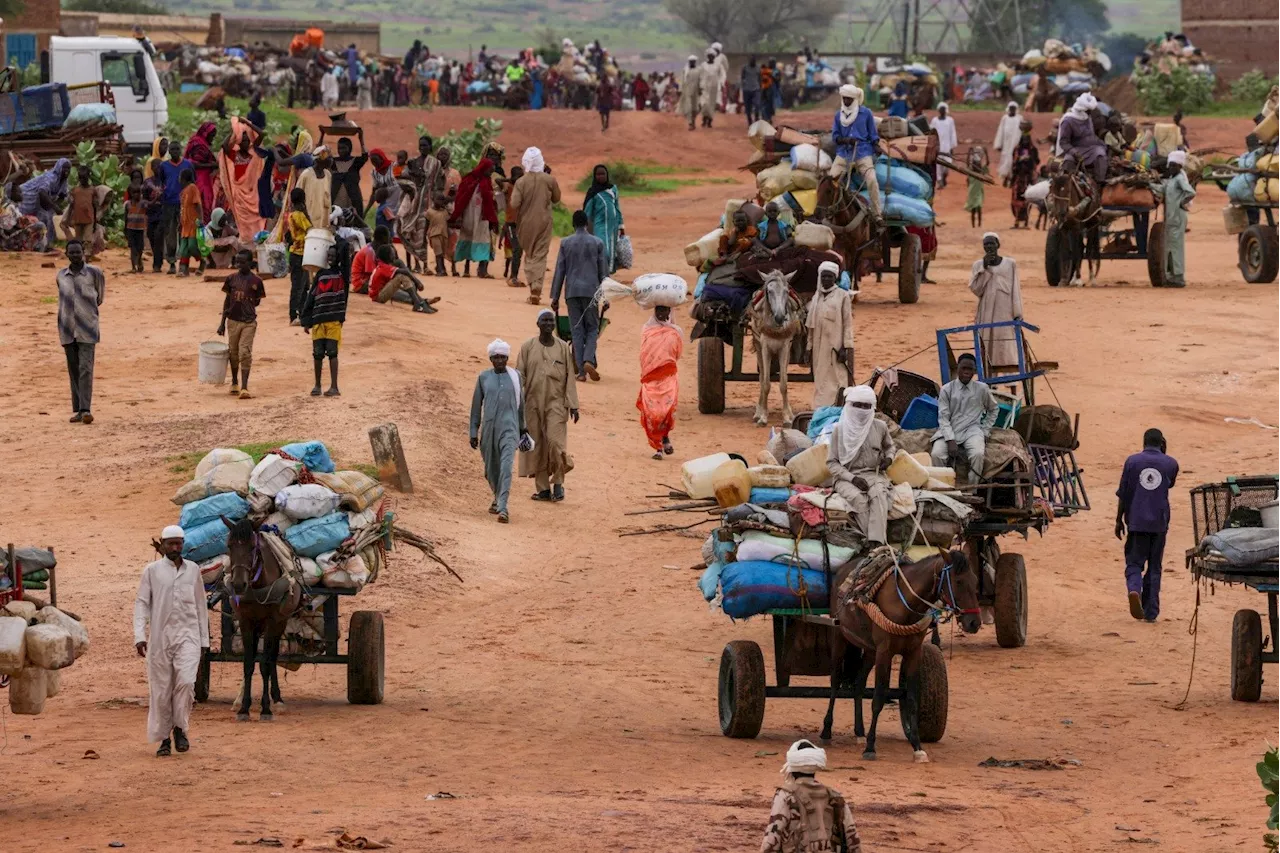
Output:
left=64, top=0, right=169, bottom=14
left=664, top=0, right=843, bottom=53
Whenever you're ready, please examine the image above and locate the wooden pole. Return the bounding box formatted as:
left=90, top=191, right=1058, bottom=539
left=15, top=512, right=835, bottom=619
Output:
left=368, top=422, right=414, bottom=494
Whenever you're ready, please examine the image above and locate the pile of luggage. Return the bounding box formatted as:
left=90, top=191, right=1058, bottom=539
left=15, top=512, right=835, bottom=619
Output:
left=1225, top=90, right=1280, bottom=209
left=1, top=598, right=89, bottom=715
left=1012, top=39, right=1111, bottom=99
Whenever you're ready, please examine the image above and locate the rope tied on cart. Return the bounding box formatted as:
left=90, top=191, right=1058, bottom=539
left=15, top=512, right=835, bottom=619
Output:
left=838, top=545, right=965, bottom=636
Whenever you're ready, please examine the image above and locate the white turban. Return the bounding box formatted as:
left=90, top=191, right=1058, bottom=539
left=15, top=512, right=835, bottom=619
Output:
left=521, top=146, right=545, bottom=173
left=313, top=145, right=330, bottom=158
left=817, top=260, right=841, bottom=280
left=1076, top=93, right=1097, bottom=111
left=838, top=85, right=864, bottom=127
left=1167, top=150, right=1187, bottom=166
left=781, top=739, right=828, bottom=775
left=1007, top=101, right=1019, bottom=111
left=536, top=308, right=555, bottom=322
left=161, top=525, right=185, bottom=541
left=836, top=385, right=878, bottom=467
left=982, top=231, right=1000, bottom=243
left=937, top=101, right=949, bottom=112
left=487, top=339, right=511, bottom=357
left=688, top=55, right=698, bottom=64
left=711, top=42, right=723, bottom=51
left=839, top=83, right=862, bottom=102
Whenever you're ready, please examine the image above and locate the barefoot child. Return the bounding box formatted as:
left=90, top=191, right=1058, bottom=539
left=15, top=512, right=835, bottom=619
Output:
left=301, top=243, right=348, bottom=397
left=177, top=168, right=204, bottom=276
left=965, top=146, right=988, bottom=229
left=286, top=187, right=311, bottom=323
left=124, top=169, right=148, bottom=272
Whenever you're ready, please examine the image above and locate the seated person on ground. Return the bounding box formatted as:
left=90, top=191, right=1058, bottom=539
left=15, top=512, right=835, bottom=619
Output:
left=930, top=353, right=998, bottom=484
left=367, top=243, right=439, bottom=313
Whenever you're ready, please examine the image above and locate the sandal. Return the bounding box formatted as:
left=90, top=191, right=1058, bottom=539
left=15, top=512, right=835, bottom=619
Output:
left=324, top=388, right=341, bottom=397
left=239, top=389, right=253, bottom=399
left=662, top=438, right=674, bottom=455
left=497, top=511, right=509, bottom=524
left=488, top=502, right=499, bottom=514
left=526, top=296, right=541, bottom=305
left=652, top=452, right=664, bottom=460
left=156, top=739, right=172, bottom=757
left=507, top=279, right=525, bottom=288
left=532, top=490, right=553, bottom=501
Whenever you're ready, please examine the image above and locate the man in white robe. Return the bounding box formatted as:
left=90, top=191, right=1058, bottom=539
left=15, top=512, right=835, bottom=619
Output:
left=929, top=102, right=958, bottom=186
left=134, top=525, right=209, bottom=756
left=969, top=232, right=1023, bottom=372
left=993, top=102, right=1023, bottom=185
left=806, top=261, right=854, bottom=409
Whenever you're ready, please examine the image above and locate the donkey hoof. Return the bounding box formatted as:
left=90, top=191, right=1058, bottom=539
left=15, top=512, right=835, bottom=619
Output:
left=259, top=713, right=273, bottom=722
left=861, top=750, right=877, bottom=761
left=236, top=712, right=250, bottom=722
left=913, top=750, right=930, bottom=764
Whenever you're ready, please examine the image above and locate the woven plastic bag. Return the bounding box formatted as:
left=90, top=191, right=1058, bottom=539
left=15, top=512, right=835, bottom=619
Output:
left=615, top=234, right=633, bottom=269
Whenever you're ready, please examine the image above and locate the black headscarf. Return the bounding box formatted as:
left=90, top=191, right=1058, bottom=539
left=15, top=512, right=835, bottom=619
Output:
left=583, top=163, right=613, bottom=209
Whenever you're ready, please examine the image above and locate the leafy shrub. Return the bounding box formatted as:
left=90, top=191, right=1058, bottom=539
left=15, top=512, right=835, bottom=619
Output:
left=1260, top=746, right=1278, bottom=852
left=75, top=140, right=130, bottom=245
left=1232, top=71, right=1279, bottom=109
left=1133, top=66, right=1213, bottom=115
left=415, top=117, right=503, bottom=173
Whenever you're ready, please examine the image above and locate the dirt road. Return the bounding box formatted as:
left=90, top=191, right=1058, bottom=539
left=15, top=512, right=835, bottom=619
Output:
left=0, top=107, right=1274, bottom=852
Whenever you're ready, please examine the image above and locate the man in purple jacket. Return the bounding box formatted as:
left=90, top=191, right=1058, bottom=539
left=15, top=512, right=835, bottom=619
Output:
left=1115, top=428, right=1179, bottom=622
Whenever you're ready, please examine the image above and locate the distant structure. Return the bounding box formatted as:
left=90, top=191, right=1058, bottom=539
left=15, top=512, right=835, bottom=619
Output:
left=1181, top=0, right=1277, bottom=82
left=846, top=0, right=1028, bottom=56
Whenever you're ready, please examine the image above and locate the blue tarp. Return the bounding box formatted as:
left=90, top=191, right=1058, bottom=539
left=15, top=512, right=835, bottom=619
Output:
left=280, top=440, right=335, bottom=474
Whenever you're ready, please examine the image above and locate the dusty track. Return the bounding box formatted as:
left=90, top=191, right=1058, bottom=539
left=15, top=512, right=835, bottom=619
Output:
left=0, top=106, right=1274, bottom=852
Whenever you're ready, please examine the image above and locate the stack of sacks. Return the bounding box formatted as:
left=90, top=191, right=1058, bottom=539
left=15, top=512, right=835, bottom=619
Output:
left=174, top=443, right=386, bottom=592
left=0, top=604, right=90, bottom=715
left=0, top=547, right=57, bottom=593
left=1226, top=148, right=1279, bottom=206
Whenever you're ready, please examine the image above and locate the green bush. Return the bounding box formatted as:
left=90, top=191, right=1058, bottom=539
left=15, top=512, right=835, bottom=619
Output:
left=1231, top=71, right=1279, bottom=109
left=1260, top=746, right=1278, bottom=852
left=416, top=117, right=503, bottom=174
left=1133, top=66, right=1214, bottom=115
left=75, top=140, right=130, bottom=246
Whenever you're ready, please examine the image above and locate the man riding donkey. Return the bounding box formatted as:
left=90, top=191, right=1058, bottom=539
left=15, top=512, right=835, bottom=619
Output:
left=820, top=84, right=883, bottom=228
left=1055, top=93, right=1107, bottom=206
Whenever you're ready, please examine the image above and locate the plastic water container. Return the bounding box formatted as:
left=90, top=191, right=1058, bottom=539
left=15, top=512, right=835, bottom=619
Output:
left=712, top=459, right=753, bottom=508
left=198, top=341, right=229, bottom=384
left=785, top=443, right=830, bottom=487
left=887, top=449, right=930, bottom=487
left=900, top=394, right=939, bottom=430
left=257, top=241, right=286, bottom=278
left=681, top=453, right=732, bottom=499
left=302, top=228, right=335, bottom=272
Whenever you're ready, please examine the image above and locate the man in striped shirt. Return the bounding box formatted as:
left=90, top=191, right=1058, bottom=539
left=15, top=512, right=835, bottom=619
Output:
left=56, top=240, right=105, bottom=424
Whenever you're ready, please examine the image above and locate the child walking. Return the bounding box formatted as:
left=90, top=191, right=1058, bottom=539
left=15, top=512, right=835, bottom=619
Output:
left=177, top=168, right=204, bottom=276
left=124, top=169, right=148, bottom=273
left=286, top=187, right=312, bottom=325
left=425, top=193, right=449, bottom=276
left=965, top=145, right=989, bottom=229
left=300, top=242, right=349, bottom=397
left=68, top=165, right=97, bottom=247
left=218, top=248, right=266, bottom=399
left=500, top=165, right=523, bottom=286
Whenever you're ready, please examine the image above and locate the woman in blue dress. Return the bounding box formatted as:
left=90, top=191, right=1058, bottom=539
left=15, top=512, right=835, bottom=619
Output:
left=583, top=164, right=624, bottom=273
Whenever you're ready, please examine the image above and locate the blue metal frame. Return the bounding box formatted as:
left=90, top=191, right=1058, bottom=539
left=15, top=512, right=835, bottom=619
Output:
left=935, top=319, right=1044, bottom=387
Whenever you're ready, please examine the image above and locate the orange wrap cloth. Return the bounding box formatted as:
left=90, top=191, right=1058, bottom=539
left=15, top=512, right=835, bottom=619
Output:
left=636, top=320, right=683, bottom=450
left=218, top=118, right=267, bottom=239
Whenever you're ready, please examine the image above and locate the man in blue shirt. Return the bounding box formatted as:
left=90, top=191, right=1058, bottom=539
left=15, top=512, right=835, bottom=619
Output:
left=1115, top=428, right=1179, bottom=622
left=549, top=210, right=607, bottom=382
left=828, top=84, right=882, bottom=221
left=156, top=141, right=193, bottom=275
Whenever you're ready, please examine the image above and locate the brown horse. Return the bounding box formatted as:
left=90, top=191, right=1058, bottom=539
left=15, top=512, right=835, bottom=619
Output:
left=1047, top=167, right=1101, bottom=286
left=827, top=549, right=980, bottom=762
left=222, top=517, right=302, bottom=721
left=815, top=174, right=876, bottom=280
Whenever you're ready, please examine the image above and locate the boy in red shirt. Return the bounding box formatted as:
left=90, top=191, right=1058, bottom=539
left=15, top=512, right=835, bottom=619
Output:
left=368, top=243, right=438, bottom=313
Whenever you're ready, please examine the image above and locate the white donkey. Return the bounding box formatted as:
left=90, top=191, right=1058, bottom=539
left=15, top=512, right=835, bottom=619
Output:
left=748, top=269, right=805, bottom=427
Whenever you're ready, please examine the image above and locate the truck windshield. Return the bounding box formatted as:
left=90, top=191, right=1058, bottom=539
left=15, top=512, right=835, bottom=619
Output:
left=101, top=52, right=148, bottom=98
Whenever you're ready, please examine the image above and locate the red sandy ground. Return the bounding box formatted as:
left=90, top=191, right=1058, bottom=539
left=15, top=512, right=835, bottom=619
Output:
left=0, top=107, right=1275, bottom=852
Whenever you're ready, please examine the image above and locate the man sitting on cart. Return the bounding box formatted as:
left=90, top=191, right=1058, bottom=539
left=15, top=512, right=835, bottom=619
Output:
left=930, top=353, right=998, bottom=485
left=1055, top=93, right=1107, bottom=201
left=827, top=84, right=883, bottom=224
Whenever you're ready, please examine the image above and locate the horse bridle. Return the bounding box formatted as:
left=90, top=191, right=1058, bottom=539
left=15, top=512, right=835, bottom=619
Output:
left=225, top=532, right=293, bottom=607
left=895, top=557, right=980, bottom=622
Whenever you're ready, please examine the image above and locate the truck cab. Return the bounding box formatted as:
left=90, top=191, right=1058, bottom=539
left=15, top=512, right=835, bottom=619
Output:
left=48, top=36, right=167, bottom=153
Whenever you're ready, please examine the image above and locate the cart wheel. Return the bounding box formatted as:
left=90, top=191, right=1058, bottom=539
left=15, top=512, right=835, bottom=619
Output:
left=1231, top=609, right=1263, bottom=702
left=347, top=610, right=385, bottom=705
left=1045, top=225, right=1063, bottom=286
left=1147, top=221, right=1165, bottom=287
left=718, top=640, right=765, bottom=738
left=897, top=233, right=921, bottom=304
left=194, top=653, right=210, bottom=704
left=1238, top=225, right=1279, bottom=284
left=697, top=336, right=726, bottom=415
left=993, top=553, right=1028, bottom=649
left=917, top=642, right=948, bottom=743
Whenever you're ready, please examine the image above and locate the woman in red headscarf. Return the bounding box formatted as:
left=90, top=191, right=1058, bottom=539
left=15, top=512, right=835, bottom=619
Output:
left=450, top=158, right=498, bottom=278
left=369, top=148, right=402, bottom=218
left=184, top=121, right=219, bottom=215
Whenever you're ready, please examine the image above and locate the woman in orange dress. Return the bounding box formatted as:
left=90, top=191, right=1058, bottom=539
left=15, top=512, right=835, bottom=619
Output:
left=636, top=305, right=683, bottom=459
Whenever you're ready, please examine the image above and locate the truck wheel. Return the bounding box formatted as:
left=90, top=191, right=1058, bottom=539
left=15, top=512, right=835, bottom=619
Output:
left=917, top=643, right=949, bottom=743
left=697, top=336, right=726, bottom=415
left=1231, top=609, right=1263, bottom=702
left=195, top=654, right=210, bottom=703
left=1045, top=226, right=1063, bottom=286
left=994, top=553, right=1028, bottom=648
left=347, top=611, right=385, bottom=705
left=1147, top=221, right=1165, bottom=287
left=1239, top=225, right=1279, bottom=283
left=718, top=640, right=765, bottom=738
left=897, top=233, right=921, bottom=304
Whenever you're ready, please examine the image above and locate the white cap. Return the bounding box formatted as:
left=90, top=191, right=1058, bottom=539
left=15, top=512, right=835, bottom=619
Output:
left=161, top=525, right=185, bottom=540
left=982, top=231, right=1000, bottom=243
left=818, top=260, right=841, bottom=279
left=1167, top=150, right=1187, bottom=166
left=487, top=338, right=511, bottom=357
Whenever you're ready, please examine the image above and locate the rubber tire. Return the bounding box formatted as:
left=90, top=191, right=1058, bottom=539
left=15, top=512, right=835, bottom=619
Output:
left=194, top=654, right=210, bottom=703
left=1239, top=224, right=1279, bottom=284
left=347, top=610, right=385, bottom=705
left=917, top=642, right=949, bottom=743
left=718, top=640, right=766, bottom=738
left=1045, top=225, right=1063, bottom=286
left=897, top=233, right=921, bottom=304
left=993, top=553, right=1028, bottom=649
left=697, top=336, right=726, bottom=415
left=1230, top=609, right=1263, bottom=702
left=1147, top=221, right=1165, bottom=287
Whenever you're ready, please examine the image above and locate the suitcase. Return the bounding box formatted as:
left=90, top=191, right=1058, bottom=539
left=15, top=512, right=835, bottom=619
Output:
left=886, top=133, right=939, bottom=166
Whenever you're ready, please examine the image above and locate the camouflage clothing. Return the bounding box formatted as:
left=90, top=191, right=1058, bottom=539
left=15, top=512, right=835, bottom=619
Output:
left=761, top=778, right=861, bottom=853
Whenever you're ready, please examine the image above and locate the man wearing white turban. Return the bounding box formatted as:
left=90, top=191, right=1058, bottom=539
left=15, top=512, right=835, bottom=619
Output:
left=1152, top=150, right=1195, bottom=287
left=510, top=149, right=562, bottom=303
left=805, top=260, right=854, bottom=408
left=679, top=56, right=702, bottom=130
left=134, top=525, right=208, bottom=756
left=517, top=310, right=580, bottom=501
left=698, top=50, right=719, bottom=126
left=828, top=84, right=882, bottom=219
left=470, top=339, right=528, bottom=522
left=929, top=102, right=957, bottom=186
left=1055, top=91, right=1107, bottom=187
left=825, top=386, right=896, bottom=544
left=761, top=739, right=862, bottom=853
left=992, top=101, right=1023, bottom=185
